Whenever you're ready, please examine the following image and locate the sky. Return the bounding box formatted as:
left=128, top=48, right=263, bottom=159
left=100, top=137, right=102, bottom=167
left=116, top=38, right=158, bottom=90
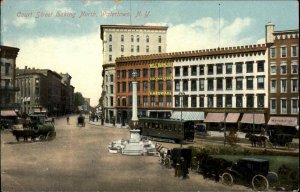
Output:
left=1, top=0, right=299, bottom=106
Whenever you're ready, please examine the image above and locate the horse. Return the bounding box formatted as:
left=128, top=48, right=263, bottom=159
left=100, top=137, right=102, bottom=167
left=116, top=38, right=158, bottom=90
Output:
left=245, top=133, right=268, bottom=147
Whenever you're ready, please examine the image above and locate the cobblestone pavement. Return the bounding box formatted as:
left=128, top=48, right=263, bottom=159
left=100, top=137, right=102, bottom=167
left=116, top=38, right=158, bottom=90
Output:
left=1, top=115, right=253, bottom=191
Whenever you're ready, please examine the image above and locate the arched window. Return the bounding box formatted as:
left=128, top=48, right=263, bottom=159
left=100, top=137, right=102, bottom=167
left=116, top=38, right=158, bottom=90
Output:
left=131, top=35, right=134, bottom=42
left=121, top=34, right=124, bottom=42
left=109, top=45, right=112, bottom=52
left=137, top=35, right=140, bottom=42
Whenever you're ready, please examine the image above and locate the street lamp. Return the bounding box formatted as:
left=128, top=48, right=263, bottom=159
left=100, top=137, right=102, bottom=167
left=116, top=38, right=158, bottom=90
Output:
left=179, top=92, right=185, bottom=148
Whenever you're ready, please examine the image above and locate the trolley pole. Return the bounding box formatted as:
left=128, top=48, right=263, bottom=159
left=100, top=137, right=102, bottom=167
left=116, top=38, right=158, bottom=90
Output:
left=179, top=92, right=185, bottom=148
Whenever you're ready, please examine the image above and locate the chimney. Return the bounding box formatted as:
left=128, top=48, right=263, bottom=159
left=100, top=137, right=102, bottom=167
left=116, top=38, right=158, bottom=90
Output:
left=265, top=22, right=275, bottom=45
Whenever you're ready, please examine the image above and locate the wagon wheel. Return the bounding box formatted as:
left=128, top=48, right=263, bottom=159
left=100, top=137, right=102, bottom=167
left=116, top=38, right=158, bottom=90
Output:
left=46, top=131, right=56, bottom=140
left=252, top=174, right=269, bottom=191
left=266, top=172, right=279, bottom=187
left=39, top=135, right=46, bottom=141
left=191, top=157, right=198, bottom=172
left=266, top=141, right=274, bottom=148
left=164, top=157, right=171, bottom=169
left=285, top=142, right=292, bottom=148
left=288, top=170, right=298, bottom=182
left=221, top=172, right=233, bottom=186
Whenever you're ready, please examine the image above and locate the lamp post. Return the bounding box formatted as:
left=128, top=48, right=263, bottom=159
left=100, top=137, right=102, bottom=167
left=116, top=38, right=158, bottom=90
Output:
left=179, top=92, right=185, bottom=148
left=224, top=111, right=227, bottom=146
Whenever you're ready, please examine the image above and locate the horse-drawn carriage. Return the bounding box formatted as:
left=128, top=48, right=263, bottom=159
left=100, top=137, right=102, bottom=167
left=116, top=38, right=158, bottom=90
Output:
left=11, top=114, right=56, bottom=142
left=245, top=132, right=294, bottom=148
left=77, top=114, right=85, bottom=127
left=221, top=158, right=273, bottom=191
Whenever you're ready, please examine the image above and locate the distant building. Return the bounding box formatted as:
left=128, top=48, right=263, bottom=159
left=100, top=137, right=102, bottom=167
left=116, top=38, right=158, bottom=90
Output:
left=61, top=73, right=74, bottom=114
left=100, top=25, right=168, bottom=123
left=16, top=67, right=74, bottom=116
left=0, top=45, right=20, bottom=111
left=83, top=97, right=90, bottom=112
left=266, top=22, right=299, bottom=131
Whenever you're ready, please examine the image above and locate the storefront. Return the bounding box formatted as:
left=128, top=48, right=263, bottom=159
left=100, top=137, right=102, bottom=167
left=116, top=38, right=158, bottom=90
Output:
left=267, top=116, right=298, bottom=136
left=204, top=113, right=225, bottom=131
left=240, top=113, right=266, bottom=133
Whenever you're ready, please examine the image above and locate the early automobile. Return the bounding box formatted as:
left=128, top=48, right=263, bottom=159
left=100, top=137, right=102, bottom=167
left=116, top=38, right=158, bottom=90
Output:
left=221, top=158, right=272, bottom=191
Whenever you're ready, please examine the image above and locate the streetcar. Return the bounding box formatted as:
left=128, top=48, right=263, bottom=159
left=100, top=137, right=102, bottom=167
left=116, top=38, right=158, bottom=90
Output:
left=137, top=118, right=195, bottom=143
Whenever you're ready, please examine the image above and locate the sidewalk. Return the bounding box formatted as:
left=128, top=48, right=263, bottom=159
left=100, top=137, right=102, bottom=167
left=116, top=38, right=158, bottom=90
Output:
left=89, top=120, right=129, bottom=129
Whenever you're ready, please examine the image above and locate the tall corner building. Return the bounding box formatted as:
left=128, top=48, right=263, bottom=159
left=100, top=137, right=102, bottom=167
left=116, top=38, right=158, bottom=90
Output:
left=265, top=22, right=299, bottom=132
left=100, top=25, right=168, bottom=122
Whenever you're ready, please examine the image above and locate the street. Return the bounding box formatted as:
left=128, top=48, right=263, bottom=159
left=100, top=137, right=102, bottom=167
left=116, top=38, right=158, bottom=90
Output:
left=1, top=115, right=252, bottom=191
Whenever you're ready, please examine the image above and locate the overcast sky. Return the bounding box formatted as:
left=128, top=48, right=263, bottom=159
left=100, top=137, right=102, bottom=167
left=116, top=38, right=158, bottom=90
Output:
left=1, top=0, right=299, bottom=106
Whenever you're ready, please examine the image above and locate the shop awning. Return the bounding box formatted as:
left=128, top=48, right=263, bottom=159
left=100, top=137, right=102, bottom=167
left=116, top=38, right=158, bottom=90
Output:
left=240, top=113, right=265, bottom=124
left=171, top=111, right=204, bottom=121
left=268, top=116, right=298, bottom=127
left=204, top=113, right=225, bottom=123
left=0, top=110, right=17, bottom=117
left=225, top=113, right=240, bottom=123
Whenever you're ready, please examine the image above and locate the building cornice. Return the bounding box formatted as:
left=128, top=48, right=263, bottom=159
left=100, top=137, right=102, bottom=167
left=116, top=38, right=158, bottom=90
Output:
left=0, top=45, right=20, bottom=59
left=100, top=25, right=168, bottom=40
left=116, top=44, right=267, bottom=63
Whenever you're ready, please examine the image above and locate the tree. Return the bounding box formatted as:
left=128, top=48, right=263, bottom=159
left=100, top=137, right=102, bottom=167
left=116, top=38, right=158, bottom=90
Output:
left=74, top=92, right=84, bottom=110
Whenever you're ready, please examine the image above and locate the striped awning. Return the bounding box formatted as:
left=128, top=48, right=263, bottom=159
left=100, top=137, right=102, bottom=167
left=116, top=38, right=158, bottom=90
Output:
left=171, top=111, right=204, bottom=121
left=268, top=116, right=298, bottom=127
left=225, top=113, right=240, bottom=123
left=0, top=110, right=17, bottom=117
left=204, top=113, right=225, bottom=123
left=240, top=113, right=265, bottom=124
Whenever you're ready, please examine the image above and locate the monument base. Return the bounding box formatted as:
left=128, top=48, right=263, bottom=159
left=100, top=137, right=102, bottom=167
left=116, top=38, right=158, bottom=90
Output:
left=129, top=120, right=139, bottom=129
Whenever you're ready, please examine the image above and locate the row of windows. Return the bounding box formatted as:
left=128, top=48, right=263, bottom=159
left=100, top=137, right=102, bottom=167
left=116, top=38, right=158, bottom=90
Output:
left=174, top=61, right=265, bottom=76
left=117, top=80, right=172, bottom=93
left=117, top=95, right=172, bottom=107
left=109, top=45, right=162, bottom=53
left=270, top=45, right=298, bottom=58
left=270, top=99, right=299, bottom=114
left=1, top=63, right=11, bottom=75
left=117, top=68, right=172, bottom=79
left=108, top=34, right=162, bottom=43
left=174, top=77, right=265, bottom=91
left=270, top=79, right=298, bottom=93
left=174, top=94, right=265, bottom=108
left=270, top=62, right=298, bottom=74
left=115, top=94, right=266, bottom=108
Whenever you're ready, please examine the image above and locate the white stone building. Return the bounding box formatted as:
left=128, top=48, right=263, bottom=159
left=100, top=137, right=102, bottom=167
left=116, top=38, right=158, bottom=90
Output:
left=100, top=25, right=168, bottom=122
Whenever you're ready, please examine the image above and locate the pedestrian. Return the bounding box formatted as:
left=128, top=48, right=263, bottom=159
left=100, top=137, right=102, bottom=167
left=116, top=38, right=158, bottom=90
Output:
left=180, top=157, right=189, bottom=179
left=67, top=116, right=70, bottom=125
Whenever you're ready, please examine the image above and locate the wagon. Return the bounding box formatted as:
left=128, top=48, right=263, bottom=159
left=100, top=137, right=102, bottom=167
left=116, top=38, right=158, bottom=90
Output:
left=12, top=114, right=56, bottom=142
left=77, top=115, right=85, bottom=127
left=269, top=133, right=293, bottom=147
left=221, top=158, right=271, bottom=191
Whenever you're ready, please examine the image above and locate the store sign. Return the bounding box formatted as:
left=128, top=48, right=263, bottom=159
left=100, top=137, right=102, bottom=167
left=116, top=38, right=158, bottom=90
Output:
left=149, top=62, right=173, bottom=68
left=149, top=76, right=172, bottom=80
left=204, top=108, right=267, bottom=113
left=149, top=91, right=172, bottom=95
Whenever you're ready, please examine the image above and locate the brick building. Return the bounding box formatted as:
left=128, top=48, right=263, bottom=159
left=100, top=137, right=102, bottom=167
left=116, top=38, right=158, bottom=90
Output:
left=266, top=22, right=299, bottom=132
